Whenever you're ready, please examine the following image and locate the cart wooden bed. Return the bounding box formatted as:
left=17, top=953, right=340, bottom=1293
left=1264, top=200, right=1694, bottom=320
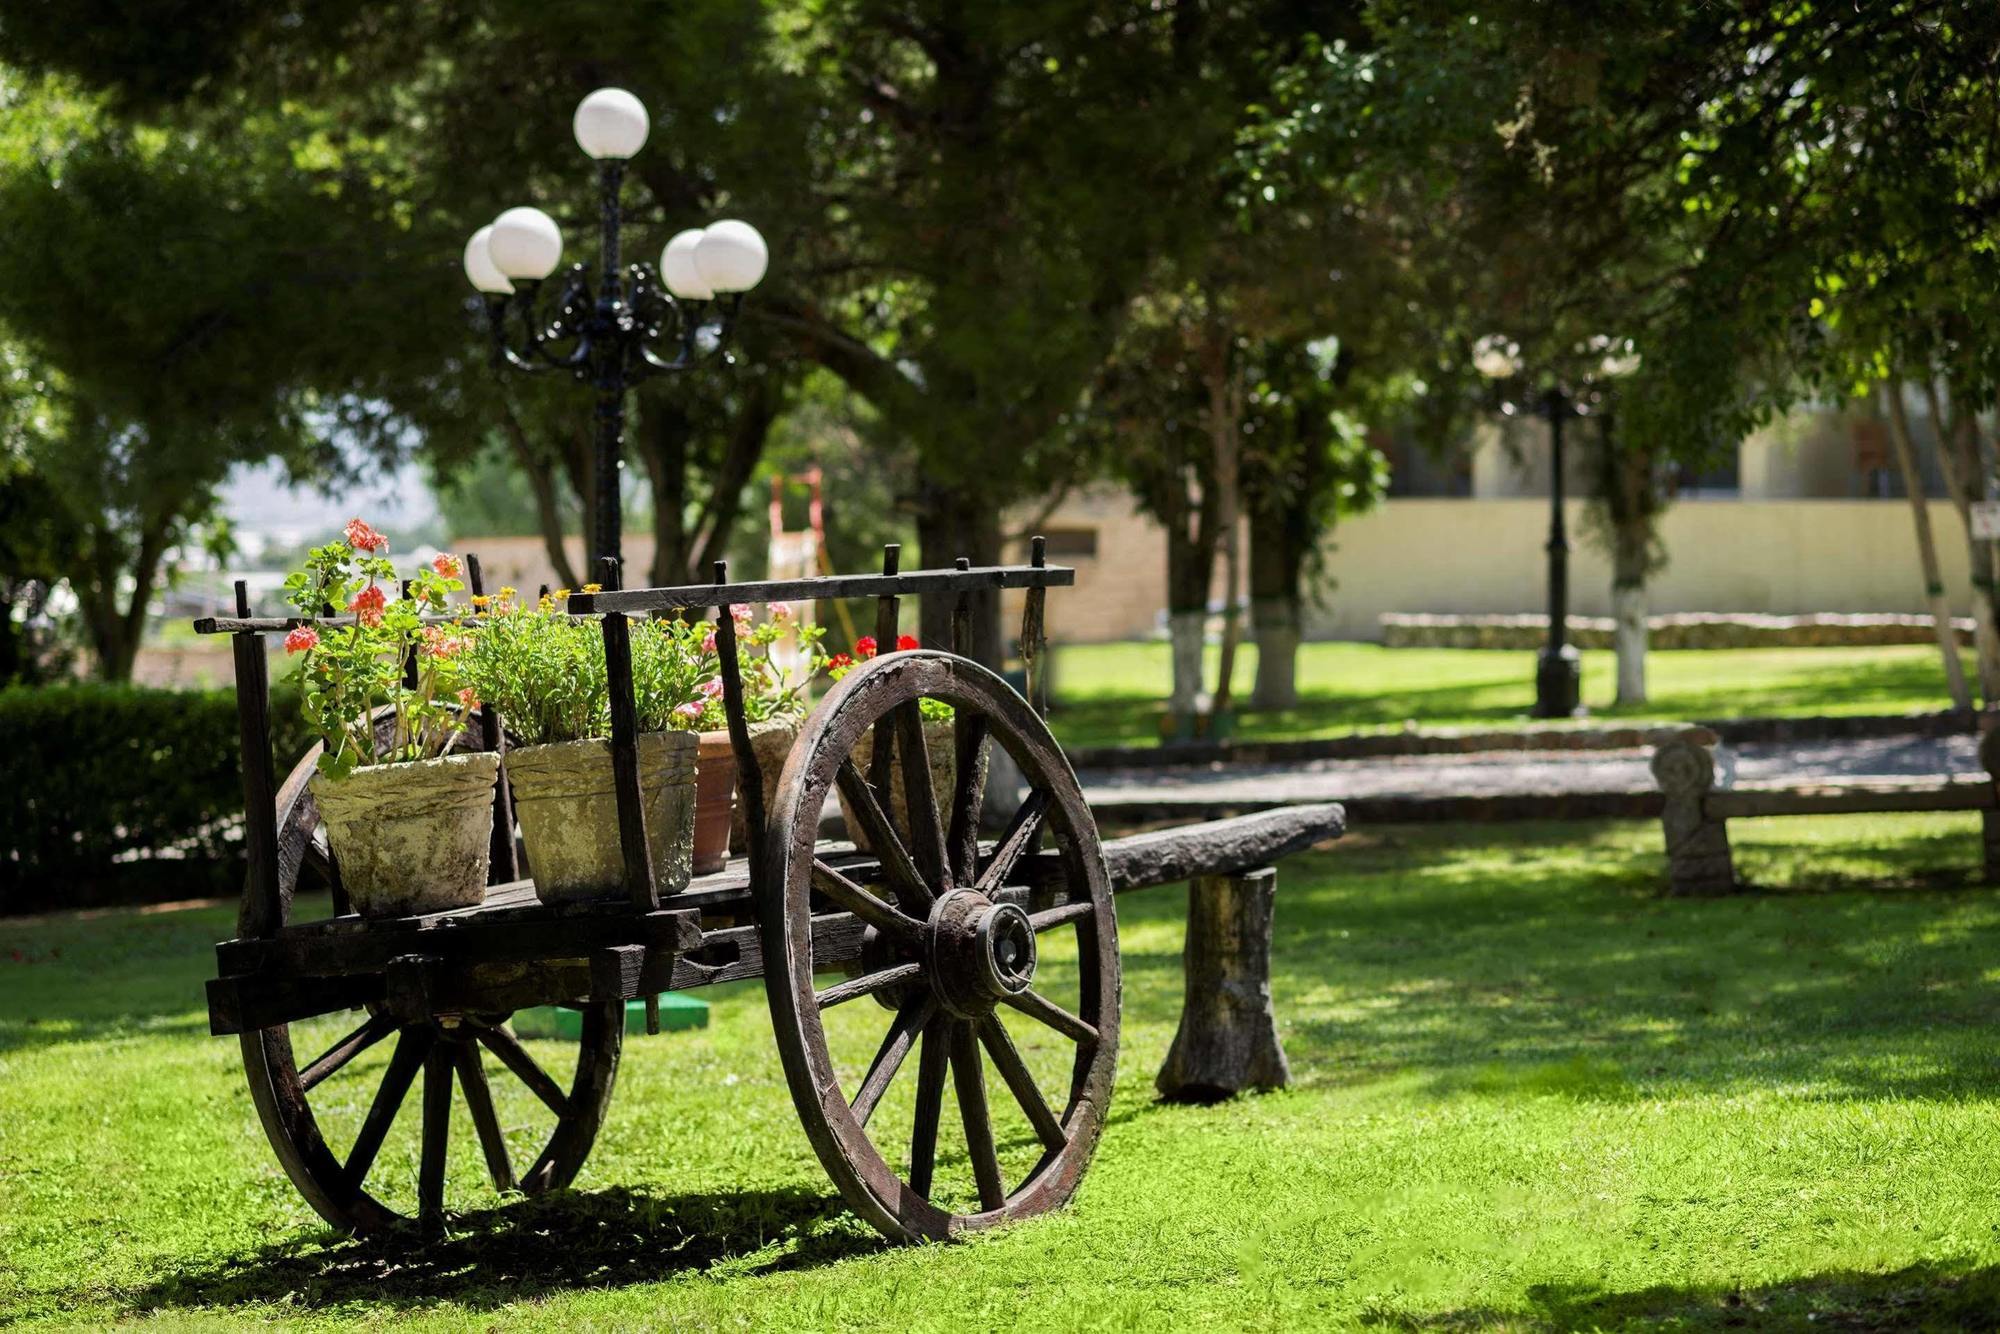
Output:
left=195, top=543, right=1343, bottom=1245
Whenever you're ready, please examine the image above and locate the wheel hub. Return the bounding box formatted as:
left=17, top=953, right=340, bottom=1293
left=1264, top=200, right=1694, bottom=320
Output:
left=925, top=888, right=1037, bottom=1016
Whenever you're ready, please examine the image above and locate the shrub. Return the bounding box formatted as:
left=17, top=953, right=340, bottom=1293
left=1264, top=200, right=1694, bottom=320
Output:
left=0, top=681, right=313, bottom=913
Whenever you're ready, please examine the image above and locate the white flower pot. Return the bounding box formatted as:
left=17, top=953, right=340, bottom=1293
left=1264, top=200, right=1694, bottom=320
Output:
left=506, top=730, right=699, bottom=905
left=310, top=750, right=500, bottom=919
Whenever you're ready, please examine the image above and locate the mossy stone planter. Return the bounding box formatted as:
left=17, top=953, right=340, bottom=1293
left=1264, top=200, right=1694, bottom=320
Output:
left=841, top=716, right=980, bottom=854
left=507, top=731, right=698, bottom=904
left=310, top=750, right=500, bottom=919
left=729, top=716, right=802, bottom=855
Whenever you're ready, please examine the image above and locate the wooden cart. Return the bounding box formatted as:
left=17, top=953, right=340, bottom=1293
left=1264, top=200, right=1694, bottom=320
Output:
left=197, top=543, right=1132, bottom=1244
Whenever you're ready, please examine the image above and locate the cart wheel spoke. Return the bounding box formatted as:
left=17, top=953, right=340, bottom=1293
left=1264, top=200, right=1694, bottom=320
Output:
left=1027, top=901, right=1094, bottom=932
left=946, top=711, right=990, bottom=885
left=999, top=987, right=1098, bottom=1046
left=976, top=790, right=1049, bottom=893
left=812, top=860, right=922, bottom=946
left=816, top=961, right=922, bottom=1011
left=894, top=702, right=951, bottom=889
left=299, top=1012, right=397, bottom=1093
left=345, top=1027, right=429, bottom=1190
left=835, top=758, right=932, bottom=910
left=851, top=996, right=937, bottom=1128
left=476, top=1024, right=570, bottom=1117
left=454, top=1043, right=514, bottom=1194
left=978, top=1014, right=1066, bottom=1152
left=908, top=1019, right=951, bottom=1199
left=952, top=1021, right=1007, bottom=1211
left=419, top=1043, right=453, bottom=1232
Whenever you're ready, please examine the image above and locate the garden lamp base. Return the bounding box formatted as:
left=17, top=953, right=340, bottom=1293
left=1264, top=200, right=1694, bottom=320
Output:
left=1532, top=643, right=1582, bottom=719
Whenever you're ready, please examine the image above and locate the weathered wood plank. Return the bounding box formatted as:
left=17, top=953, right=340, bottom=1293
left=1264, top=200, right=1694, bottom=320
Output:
left=1099, top=804, right=1346, bottom=893
left=1706, top=780, right=1998, bottom=819
left=214, top=907, right=699, bottom=978
left=565, top=563, right=1074, bottom=616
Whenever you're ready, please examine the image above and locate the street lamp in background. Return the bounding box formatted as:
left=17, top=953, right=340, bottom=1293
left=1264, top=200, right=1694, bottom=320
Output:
left=1474, top=334, right=1639, bottom=719
left=463, top=87, right=768, bottom=570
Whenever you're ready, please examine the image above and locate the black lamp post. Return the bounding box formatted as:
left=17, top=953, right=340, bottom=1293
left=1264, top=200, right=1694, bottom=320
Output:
left=1474, top=335, right=1635, bottom=719
left=462, top=87, right=767, bottom=571
left=1531, top=384, right=1581, bottom=718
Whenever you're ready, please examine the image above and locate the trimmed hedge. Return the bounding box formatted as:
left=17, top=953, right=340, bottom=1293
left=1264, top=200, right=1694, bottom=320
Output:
left=1, top=682, right=313, bottom=914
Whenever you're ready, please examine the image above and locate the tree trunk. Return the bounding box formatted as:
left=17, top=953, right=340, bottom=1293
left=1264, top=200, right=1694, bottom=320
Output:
left=1203, top=324, right=1244, bottom=718
left=1247, top=516, right=1300, bottom=710
left=1921, top=376, right=2000, bottom=703
left=497, top=399, right=581, bottom=591
left=1883, top=381, right=1971, bottom=711
left=915, top=477, right=1003, bottom=669
left=1612, top=581, right=1646, bottom=705
left=1159, top=475, right=1220, bottom=717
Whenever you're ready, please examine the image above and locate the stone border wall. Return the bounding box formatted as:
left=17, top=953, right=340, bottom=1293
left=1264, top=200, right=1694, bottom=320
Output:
left=1379, top=611, right=1976, bottom=651
left=1068, top=711, right=1980, bottom=772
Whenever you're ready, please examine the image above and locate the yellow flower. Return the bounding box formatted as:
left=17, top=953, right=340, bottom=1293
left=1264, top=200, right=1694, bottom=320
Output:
left=582, top=582, right=603, bottom=594
left=498, top=585, right=518, bottom=599
left=552, top=588, right=572, bottom=601
left=470, top=594, right=491, bottom=608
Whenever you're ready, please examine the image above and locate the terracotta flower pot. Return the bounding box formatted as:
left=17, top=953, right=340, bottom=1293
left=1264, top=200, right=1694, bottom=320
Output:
left=729, top=715, right=802, bottom=854
left=310, top=750, right=500, bottom=919
left=694, top=730, right=737, bottom=875
left=840, top=716, right=982, bottom=854
left=506, top=730, right=698, bottom=904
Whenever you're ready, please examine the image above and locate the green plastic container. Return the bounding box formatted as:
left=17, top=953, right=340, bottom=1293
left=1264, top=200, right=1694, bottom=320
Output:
left=510, top=994, right=709, bottom=1039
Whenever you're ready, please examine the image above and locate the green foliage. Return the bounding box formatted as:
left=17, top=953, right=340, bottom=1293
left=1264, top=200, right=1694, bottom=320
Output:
left=280, top=528, right=468, bottom=776
left=0, top=680, right=312, bottom=911
left=451, top=591, right=714, bottom=745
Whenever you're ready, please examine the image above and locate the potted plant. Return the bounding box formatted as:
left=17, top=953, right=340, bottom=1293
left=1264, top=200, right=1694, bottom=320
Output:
left=283, top=521, right=498, bottom=919
left=685, top=603, right=828, bottom=870
left=828, top=634, right=976, bottom=854
left=452, top=587, right=710, bottom=904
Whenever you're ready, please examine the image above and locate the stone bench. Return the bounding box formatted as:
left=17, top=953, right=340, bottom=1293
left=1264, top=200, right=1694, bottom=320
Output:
left=1649, top=728, right=2000, bottom=894
left=1099, top=803, right=1345, bottom=1100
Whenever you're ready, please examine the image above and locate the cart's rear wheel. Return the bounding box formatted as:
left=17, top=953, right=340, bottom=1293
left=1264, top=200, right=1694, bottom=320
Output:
left=761, top=650, right=1119, bottom=1243
left=239, top=731, right=622, bottom=1235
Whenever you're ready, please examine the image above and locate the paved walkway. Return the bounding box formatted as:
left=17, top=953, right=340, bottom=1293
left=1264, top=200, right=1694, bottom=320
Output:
left=1078, top=733, right=1983, bottom=809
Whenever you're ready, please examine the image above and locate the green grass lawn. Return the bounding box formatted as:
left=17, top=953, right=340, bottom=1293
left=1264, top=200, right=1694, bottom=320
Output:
left=1045, top=641, right=1976, bottom=749
left=6, top=814, right=2000, bottom=1328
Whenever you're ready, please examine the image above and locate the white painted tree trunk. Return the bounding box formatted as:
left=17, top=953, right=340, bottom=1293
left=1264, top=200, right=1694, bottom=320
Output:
left=1612, top=583, right=1647, bottom=706
left=1249, top=598, right=1300, bottom=709
left=1168, top=610, right=1206, bottom=715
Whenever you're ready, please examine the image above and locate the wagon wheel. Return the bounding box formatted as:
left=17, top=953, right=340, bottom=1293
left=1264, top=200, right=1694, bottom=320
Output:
left=762, top=650, right=1119, bottom=1243
left=237, top=719, right=622, bottom=1235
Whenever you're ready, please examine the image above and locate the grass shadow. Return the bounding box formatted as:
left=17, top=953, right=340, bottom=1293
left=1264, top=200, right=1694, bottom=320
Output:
left=130, top=1184, right=874, bottom=1315
left=1372, top=1258, right=2000, bottom=1331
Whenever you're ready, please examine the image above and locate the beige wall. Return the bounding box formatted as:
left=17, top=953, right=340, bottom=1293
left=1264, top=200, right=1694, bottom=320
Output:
left=1003, top=490, right=1986, bottom=644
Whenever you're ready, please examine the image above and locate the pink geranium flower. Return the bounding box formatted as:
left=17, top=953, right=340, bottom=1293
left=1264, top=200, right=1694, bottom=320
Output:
left=348, top=583, right=388, bottom=628
left=457, top=686, right=481, bottom=711
left=767, top=601, right=793, bottom=622
left=731, top=604, right=753, bottom=627
left=701, top=628, right=717, bottom=654
left=283, top=625, right=319, bottom=655
left=699, top=678, right=725, bottom=699
left=432, top=552, right=461, bottom=579
left=343, top=517, right=389, bottom=553
left=674, top=700, right=705, bottom=720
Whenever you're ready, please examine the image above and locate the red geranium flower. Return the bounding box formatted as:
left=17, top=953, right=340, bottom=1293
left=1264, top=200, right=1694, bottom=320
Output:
left=854, top=635, right=877, bottom=659
left=432, top=552, right=461, bottom=579
left=897, top=634, right=919, bottom=651
left=457, top=686, right=481, bottom=711
left=348, top=583, right=388, bottom=628
left=343, top=517, right=389, bottom=553
left=827, top=652, right=853, bottom=671
left=283, top=625, right=319, bottom=655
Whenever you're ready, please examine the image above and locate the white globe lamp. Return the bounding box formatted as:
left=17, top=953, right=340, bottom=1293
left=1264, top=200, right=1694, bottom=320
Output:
left=573, top=88, right=650, bottom=161
left=660, top=229, right=713, bottom=300
left=462, top=226, right=514, bottom=294
left=694, top=220, right=768, bottom=294
left=487, top=207, right=564, bottom=281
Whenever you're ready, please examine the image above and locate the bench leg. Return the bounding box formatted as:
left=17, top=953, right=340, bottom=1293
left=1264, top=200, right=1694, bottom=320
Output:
left=1662, top=799, right=1735, bottom=895
left=1156, top=866, right=1290, bottom=1103
left=1983, top=809, right=2000, bottom=885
